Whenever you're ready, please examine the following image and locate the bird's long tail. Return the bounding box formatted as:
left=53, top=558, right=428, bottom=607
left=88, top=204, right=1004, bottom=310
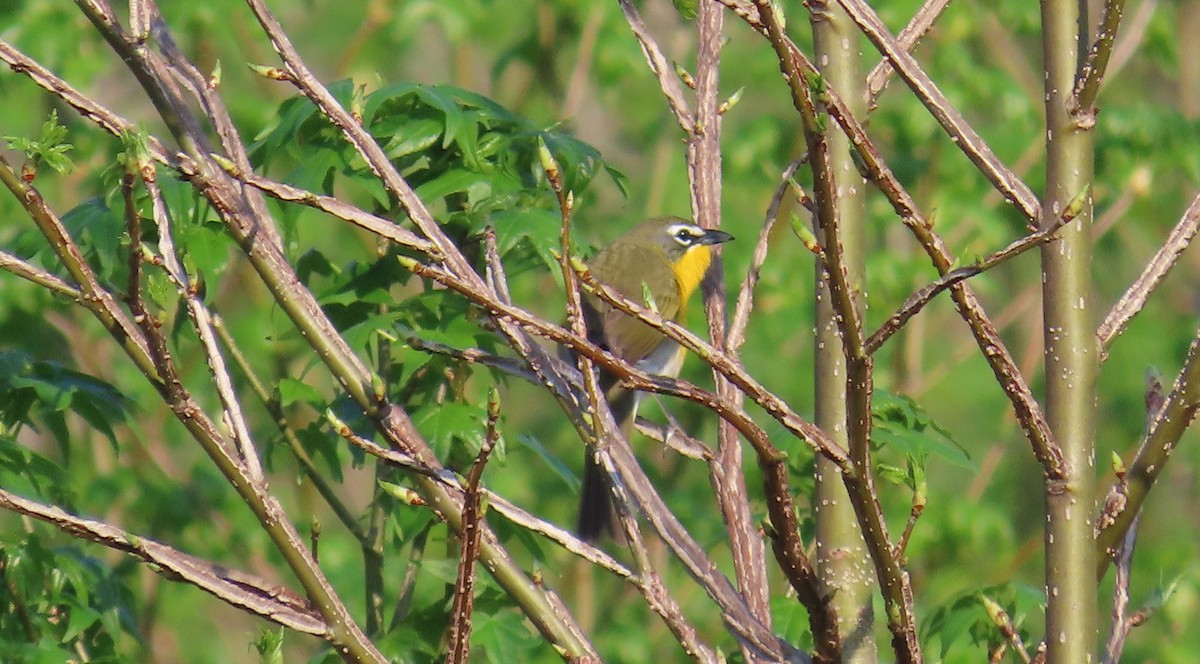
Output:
left=576, top=387, right=638, bottom=543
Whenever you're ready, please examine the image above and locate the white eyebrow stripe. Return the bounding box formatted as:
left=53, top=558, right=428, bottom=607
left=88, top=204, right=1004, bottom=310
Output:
left=666, top=223, right=705, bottom=240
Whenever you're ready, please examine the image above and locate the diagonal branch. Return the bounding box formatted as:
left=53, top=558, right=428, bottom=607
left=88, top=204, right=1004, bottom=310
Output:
left=615, top=0, right=693, bottom=131
left=1097, top=193, right=1200, bottom=355
left=1072, top=0, right=1129, bottom=115
left=720, top=1, right=1062, bottom=479
left=0, top=487, right=327, bottom=635
left=865, top=0, right=955, bottom=108
left=1095, top=326, right=1200, bottom=578
left=867, top=203, right=1076, bottom=354
left=721, top=0, right=1040, bottom=222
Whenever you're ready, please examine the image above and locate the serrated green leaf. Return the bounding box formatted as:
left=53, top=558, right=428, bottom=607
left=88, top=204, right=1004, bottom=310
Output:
left=411, top=402, right=486, bottom=456
left=873, top=388, right=974, bottom=470
left=473, top=609, right=538, bottom=664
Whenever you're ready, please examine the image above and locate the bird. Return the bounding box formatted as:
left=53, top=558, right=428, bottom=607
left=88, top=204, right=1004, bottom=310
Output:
left=573, top=216, right=733, bottom=541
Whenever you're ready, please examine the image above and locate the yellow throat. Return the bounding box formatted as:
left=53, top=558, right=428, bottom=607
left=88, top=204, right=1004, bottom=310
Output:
left=673, top=244, right=712, bottom=303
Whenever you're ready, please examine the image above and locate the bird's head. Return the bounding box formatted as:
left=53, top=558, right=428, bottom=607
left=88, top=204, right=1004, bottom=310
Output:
left=628, top=216, right=734, bottom=298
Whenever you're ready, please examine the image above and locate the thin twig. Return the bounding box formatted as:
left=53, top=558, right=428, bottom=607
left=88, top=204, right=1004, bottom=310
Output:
left=406, top=336, right=542, bottom=384
left=219, top=164, right=438, bottom=256
left=893, top=497, right=925, bottom=563
left=980, top=595, right=1032, bottom=664
left=615, top=0, right=694, bottom=131
left=212, top=314, right=370, bottom=547
left=1106, top=0, right=1158, bottom=80
left=1095, top=325, right=1200, bottom=577
left=865, top=0, right=955, bottom=108
left=1101, top=511, right=1141, bottom=664
left=0, top=251, right=82, bottom=299
left=832, top=0, right=1040, bottom=219
left=728, top=155, right=805, bottom=355
left=446, top=390, right=500, bottom=664
left=1097, top=193, right=1200, bottom=355
left=867, top=206, right=1075, bottom=354
left=1072, top=0, right=1129, bottom=115
left=0, top=487, right=327, bottom=635
left=141, top=163, right=267, bottom=479
left=634, top=416, right=713, bottom=461
left=544, top=141, right=718, bottom=662
left=687, top=3, right=773, bottom=648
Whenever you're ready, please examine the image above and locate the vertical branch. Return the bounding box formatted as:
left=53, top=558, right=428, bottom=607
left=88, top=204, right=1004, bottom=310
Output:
left=806, top=2, right=878, bottom=662
left=688, top=0, right=772, bottom=640
left=446, top=389, right=500, bottom=664
left=1100, top=512, right=1141, bottom=664
left=1040, top=1, right=1099, bottom=662
left=754, top=3, right=922, bottom=660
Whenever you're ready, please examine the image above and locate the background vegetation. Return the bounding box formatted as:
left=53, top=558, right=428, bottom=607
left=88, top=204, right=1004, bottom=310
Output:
left=1, top=0, right=1198, bottom=662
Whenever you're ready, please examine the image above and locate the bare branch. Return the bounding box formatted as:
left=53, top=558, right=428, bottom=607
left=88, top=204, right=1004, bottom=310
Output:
left=865, top=0, right=955, bottom=108
left=141, top=166, right=266, bottom=479
left=1102, top=512, right=1141, bottom=664
left=335, top=410, right=721, bottom=663
left=683, top=4, right=774, bottom=652
left=728, top=155, right=805, bottom=355
left=867, top=208, right=1073, bottom=354
left=0, top=488, right=327, bottom=635
left=220, top=165, right=438, bottom=256
left=1096, top=325, right=1200, bottom=577
left=213, top=314, right=370, bottom=547
left=0, top=250, right=82, bottom=299
left=447, top=391, right=500, bottom=664
left=1098, top=193, right=1200, bottom=354
left=832, top=0, right=1040, bottom=220
left=721, top=0, right=1040, bottom=222
left=720, top=1, right=1063, bottom=481
left=1073, top=0, right=1129, bottom=115
left=615, top=0, right=694, bottom=131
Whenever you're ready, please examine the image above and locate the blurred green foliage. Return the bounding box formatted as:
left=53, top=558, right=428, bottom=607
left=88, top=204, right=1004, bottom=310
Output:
left=0, top=0, right=1199, bottom=662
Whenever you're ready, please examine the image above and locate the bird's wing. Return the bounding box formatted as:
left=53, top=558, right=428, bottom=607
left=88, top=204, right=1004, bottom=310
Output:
left=584, top=244, right=680, bottom=364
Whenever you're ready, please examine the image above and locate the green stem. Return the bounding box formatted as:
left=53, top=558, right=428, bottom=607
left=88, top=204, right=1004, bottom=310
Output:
left=1040, top=0, right=1098, bottom=661
left=806, top=3, right=878, bottom=662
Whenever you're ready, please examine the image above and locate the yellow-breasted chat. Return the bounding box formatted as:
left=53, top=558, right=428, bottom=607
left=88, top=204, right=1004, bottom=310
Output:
left=574, top=216, right=733, bottom=541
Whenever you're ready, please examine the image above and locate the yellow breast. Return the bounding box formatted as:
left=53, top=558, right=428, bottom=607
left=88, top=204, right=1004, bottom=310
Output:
left=672, top=245, right=712, bottom=303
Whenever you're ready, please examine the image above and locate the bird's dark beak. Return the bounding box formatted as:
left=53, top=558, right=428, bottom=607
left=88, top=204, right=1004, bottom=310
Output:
left=699, top=229, right=734, bottom=245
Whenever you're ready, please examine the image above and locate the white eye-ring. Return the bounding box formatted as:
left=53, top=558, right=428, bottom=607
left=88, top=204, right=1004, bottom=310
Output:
left=668, top=223, right=702, bottom=245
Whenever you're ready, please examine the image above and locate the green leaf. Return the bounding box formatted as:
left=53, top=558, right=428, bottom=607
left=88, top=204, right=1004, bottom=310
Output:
left=277, top=378, right=325, bottom=408
left=872, top=388, right=974, bottom=471
left=414, top=168, right=493, bottom=203
left=483, top=208, right=565, bottom=276
left=472, top=609, right=538, bottom=663
left=671, top=0, right=698, bottom=19
left=253, top=627, right=285, bottom=664
left=61, top=198, right=124, bottom=283
left=411, top=402, right=486, bottom=456
left=60, top=604, right=101, bottom=643
left=514, top=434, right=579, bottom=492
left=382, top=116, right=445, bottom=160
left=4, top=110, right=75, bottom=174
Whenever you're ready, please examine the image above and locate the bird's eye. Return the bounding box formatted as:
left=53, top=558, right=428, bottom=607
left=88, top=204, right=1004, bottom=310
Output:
left=675, top=229, right=692, bottom=242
